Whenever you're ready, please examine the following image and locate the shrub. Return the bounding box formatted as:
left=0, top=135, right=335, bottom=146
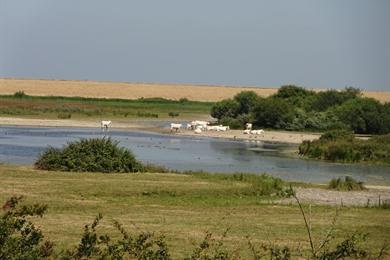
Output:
left=233, top=90, right=259, bottom=114
left=218, top=117, right=243, bottom=129
left=137, top=111, right=159, bottom=118
left=57, top=113, right=72, bottom=119
left=168, top=111, right=179, bottom=118
left=328, top=176, right=365, bottom=191
left=310, top=87, right=361, bottom=112
left=35, top=138, right=144, bottom=173
left=62, top=214, right=170, bottom=259
left=179, top=97, right=189, bottom=103
left=252, top=98, right=294, bottom=129
left=13, top=90, right=27, bottom=98
left=319, top=130, right=354, bottom=142
left=0, top=196, right=53, bottom=259
left=335, top=98, right=386, bottom=134
left=210, top=99, right=239, bottom=120
left=299, top=131, right=390, bottom=164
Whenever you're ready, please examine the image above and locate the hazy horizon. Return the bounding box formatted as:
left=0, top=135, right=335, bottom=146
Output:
left=1, top=1, right=389, bottom=91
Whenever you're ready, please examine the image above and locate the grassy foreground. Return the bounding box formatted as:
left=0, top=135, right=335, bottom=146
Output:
left=0, top=164, right=389, bottom=258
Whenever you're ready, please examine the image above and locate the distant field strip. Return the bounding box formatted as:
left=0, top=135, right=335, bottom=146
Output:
left=1, top=78, right=389, bottom=102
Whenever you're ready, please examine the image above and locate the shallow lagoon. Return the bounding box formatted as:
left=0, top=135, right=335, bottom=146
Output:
left=0, top=126, right=388, bottom=184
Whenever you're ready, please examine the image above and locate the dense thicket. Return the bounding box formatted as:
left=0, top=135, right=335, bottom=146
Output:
left=298, top=130, right=390, bottom=164
left=210, top=85, right=390, bottom=134
left=35, top=138, right=144, bottom=173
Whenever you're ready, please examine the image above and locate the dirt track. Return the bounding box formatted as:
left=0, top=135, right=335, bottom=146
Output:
left=1, top=78, right=389, bottom=102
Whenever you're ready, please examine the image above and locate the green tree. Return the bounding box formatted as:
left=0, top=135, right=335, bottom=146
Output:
left=274, top=85, right=316, bottom=109
left=336, top=98, right=384, bottom=134
left=233, top=90, right=259, bottom=114
left=252, top=98, right=294, bottom=128
left=311, top=87, right=360, bottom=112
left=210, top=99, right=239, bottom=120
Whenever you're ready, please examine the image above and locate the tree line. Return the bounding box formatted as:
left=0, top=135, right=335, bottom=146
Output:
left=211, top=85, right=390, bottom=134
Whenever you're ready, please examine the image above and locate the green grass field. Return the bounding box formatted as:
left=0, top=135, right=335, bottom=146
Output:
left=0, top=93, right=213, bottom=120
left=0, top=164, right=388, bottom=258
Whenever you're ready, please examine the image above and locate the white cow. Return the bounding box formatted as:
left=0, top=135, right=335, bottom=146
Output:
left=191, top=120, right=209, bottom=130
left=170, top=123, right=182, bottom=132
left=250, top=129, right=264, bottom=135
left=207, top=125, right=221, bottom=131
left=245, top=123, right=252, bottom=130
left=194, top=128, right=202, bottom=134
left=243, top=129, right=251, bottom=134
left=186, top=123, right=192, bottom=130
left=217, top=126, right=229, bottom=131
left=101, top=120, right=111, bottom=131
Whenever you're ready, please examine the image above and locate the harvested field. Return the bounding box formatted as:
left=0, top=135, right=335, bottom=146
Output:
left=0, top=78, right=275, bottom=102
left=2, top=78, right=389, bottom=102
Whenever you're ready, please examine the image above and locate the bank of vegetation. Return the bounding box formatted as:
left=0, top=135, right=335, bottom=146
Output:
left=211, top=86, right=390, bottom=134
left=299, top=130, right=390, bottom=164
left=328, top=176, right=366, bottom=191
left=0, top=91, right=213, bottom=119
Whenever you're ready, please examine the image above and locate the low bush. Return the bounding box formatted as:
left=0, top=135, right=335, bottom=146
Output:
left=13, top=90, right=27, bottom=98
left=136, top=111, right=159, bottom=118
left=299, top=131, right=390, bottom=164
left=35, top=138, right=144, bottom=173
left=328, top=176, right=365, bottom=191
left=0, top=196, right=53, bottom=259
left=57, top=113, right=72, bottom=119
left=168, top=111, right=179, bottom=118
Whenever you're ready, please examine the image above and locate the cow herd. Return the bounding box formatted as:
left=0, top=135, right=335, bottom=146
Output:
left=100, top=120, right=264, bottom=136
left=170, top=121, right=264, bottom=135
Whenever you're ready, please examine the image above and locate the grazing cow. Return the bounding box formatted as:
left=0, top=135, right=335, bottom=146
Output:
left=170, top=123, right=182, bottom=132
left=186, top=123, right=192, bottom=130
left=245, top=123, right=252, bottom=130
left=101, top=120, right=111, bottom=131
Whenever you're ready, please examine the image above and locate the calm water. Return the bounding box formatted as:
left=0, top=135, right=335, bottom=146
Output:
left=0, top=126, right=388, bottom=184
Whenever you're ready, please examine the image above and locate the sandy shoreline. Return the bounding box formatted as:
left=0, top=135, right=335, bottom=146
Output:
left=0, top=117, right=320, bottom=144
left=175, top=128, right=320, bottom=144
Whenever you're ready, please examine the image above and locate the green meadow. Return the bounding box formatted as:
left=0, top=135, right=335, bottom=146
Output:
left=0, top=164, right=388, bottom=258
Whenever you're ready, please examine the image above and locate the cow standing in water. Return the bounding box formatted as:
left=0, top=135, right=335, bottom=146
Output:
left=101, top=120, right=111, bottom=132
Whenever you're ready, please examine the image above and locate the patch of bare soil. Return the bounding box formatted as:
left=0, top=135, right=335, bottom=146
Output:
left=280, top=186, right=390, bottom=206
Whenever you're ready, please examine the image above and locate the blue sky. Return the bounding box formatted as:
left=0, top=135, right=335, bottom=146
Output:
left=1, top=0, right=389, bottom=90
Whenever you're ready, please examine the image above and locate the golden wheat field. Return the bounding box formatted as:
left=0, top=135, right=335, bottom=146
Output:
left=0, top=78, right=389, bottom=102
